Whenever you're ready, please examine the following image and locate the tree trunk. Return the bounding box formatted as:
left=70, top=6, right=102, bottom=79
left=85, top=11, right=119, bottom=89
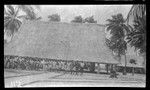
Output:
left=118, top=55, right=121, bottom=64
left=143, top=56, right=146, bottom=73
left=123, top=54, right=127, bottom=75
left=106, top=64, right=109, bottom=74
left=143, top=53, right=146, bottom=74
left=132, top=67, right=134, bottom=76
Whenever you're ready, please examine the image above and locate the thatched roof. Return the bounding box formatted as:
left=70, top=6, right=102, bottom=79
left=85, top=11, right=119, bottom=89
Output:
left=4, top=21, right=119, bottom=64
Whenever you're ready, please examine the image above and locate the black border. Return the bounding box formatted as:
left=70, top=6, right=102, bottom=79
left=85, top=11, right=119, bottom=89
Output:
left=3, top=0, right=146, bottom=4
left=2, top=0, right=148, bottom=89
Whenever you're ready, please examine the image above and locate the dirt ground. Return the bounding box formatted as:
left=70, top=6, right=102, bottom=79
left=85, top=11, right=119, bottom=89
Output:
left=4, top=69, right=146, bottom=87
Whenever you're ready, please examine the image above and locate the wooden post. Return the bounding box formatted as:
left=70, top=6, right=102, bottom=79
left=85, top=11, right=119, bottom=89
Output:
left=99, top=63, right=101, bottom=74
left=111, top=64, right=114, bottom=70
left=115, top=64, right=117, bottom=72
left=106, top=64, right=109, bottom=74
left=124, top=54, right=127, bottom=75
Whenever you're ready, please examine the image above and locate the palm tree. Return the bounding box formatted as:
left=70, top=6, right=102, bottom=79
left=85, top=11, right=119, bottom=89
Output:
left=18, top=5, right=40, bottom=20
left=126, top=4, right=146, bottom=24
left=4, top=5, right=22, bottom=39
left=4, top=5, right=40, bottom=43
left=106, top=13, right=130, bottom=75
left=126, top=5, right=146, bottom=73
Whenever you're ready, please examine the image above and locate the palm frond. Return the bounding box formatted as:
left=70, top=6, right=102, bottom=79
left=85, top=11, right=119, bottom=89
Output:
left=17, top=15, right=28, bottom=19
left=6, top=5, right=15, bottom=15
left=4, top=17, right=12, bottom=28
left=18, top=5, right=39, bottom=20
left=4, top=16, right=11, bottom=21
left=13, top=19, right=22, bottom=30
left=121, top=24, right=130, bottom=34
left=32, top=5, right=41, bottom=11
left=106, top=24, right=117, bottom=32
left=4, top=6, right=11, bottom=16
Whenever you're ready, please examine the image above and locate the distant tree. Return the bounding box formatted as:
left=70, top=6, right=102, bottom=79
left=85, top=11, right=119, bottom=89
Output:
left=129, top=59, right=137, bottom=76
left=48, top=14, right=61, bottom=22
left=71, top=15, right=83, bottom=23
left=84, top=16, right=97, bottom=23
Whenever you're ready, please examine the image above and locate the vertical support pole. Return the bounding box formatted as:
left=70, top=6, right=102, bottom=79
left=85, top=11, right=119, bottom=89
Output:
left=99, top=63, right=101, bottom=74
left=106, top=64, right=109, bottom=74
left=110, top=64, right=113, bottom=74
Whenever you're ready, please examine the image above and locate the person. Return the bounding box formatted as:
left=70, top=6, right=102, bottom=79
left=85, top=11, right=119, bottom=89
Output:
left=79, top=62, right=84, bottom=75
left=70, top=61, right=75, bottom=75
left=75, top=61, right=80, bottom=75
left=97, top=64, right=101, bottom=74
left=5, top=57, right=10, bottom=69
left=109, top=68, right=118, bottom=78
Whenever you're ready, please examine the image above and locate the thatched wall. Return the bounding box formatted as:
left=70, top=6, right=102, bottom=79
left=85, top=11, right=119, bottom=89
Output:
left=4, top=21, right=118, bottom=64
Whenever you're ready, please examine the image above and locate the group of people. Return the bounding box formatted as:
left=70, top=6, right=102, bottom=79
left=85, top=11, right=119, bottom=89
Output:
left=4, top=55, right=91, bottom=75
left=4, top=55, right=118, bottom=78
left=4, top=56, right=43, bottom=71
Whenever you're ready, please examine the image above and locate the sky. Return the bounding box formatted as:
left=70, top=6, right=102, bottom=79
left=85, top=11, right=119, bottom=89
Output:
left=37, top=5, right=132, bottom=25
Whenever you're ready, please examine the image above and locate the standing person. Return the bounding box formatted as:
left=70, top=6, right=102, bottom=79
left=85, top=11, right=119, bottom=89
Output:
left=41, top=59, right=46, bottom=71
left=33, top=60, right=36, bottom=71
left=113, top=65, right=118, bottom=78
left=5, top=57, right=10, bottom=69
left=13, top=57, right=17, bottom=69
left=97, top=63, right=101, bottom=74
left=70, top=61, right=75, bottom=75
left=109, top=68, right=114, bottom=78
left=80, top=62, right=84, bottom=75
left=75, top=61, right=79, bottom=75
left=26, top=59, right=29, bottom=70
left=29, top=59, right=32, bottom=70
left=109, top=66, right=118, bottom=78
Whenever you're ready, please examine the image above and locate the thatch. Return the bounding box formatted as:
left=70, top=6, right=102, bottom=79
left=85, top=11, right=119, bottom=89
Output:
left=4, top=20, right=119, bottom=64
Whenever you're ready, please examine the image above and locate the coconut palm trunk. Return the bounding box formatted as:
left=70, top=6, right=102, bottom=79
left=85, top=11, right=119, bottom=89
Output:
left=132, top=67, right=134, bottom=76
left=123, top=54, right=127, bottom=75
left=143, top=53, right=146, bottom=74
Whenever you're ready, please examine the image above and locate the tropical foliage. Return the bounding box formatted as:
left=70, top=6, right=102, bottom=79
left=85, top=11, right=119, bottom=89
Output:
left=17, top=5, right=40, bottom=20
left=4, top=5, right=22, bottom=37
left=129, top=59, right=137, bottom=76
left=105, top=13, right=130, bottom=75
left=126, top=4, right=146, bottom=54
left=129, top=59, right=137, bottom=64
left=48, top=14, right=61, bottom=22
left=84, top=16, right=97, bottom=23
left=4, top=5, right=40, bottom=42
left=71, top=15, right=84, bottom=23
left=126, top=4, right=146, bottom=72
left=126, top=16, right=146, bottom=54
